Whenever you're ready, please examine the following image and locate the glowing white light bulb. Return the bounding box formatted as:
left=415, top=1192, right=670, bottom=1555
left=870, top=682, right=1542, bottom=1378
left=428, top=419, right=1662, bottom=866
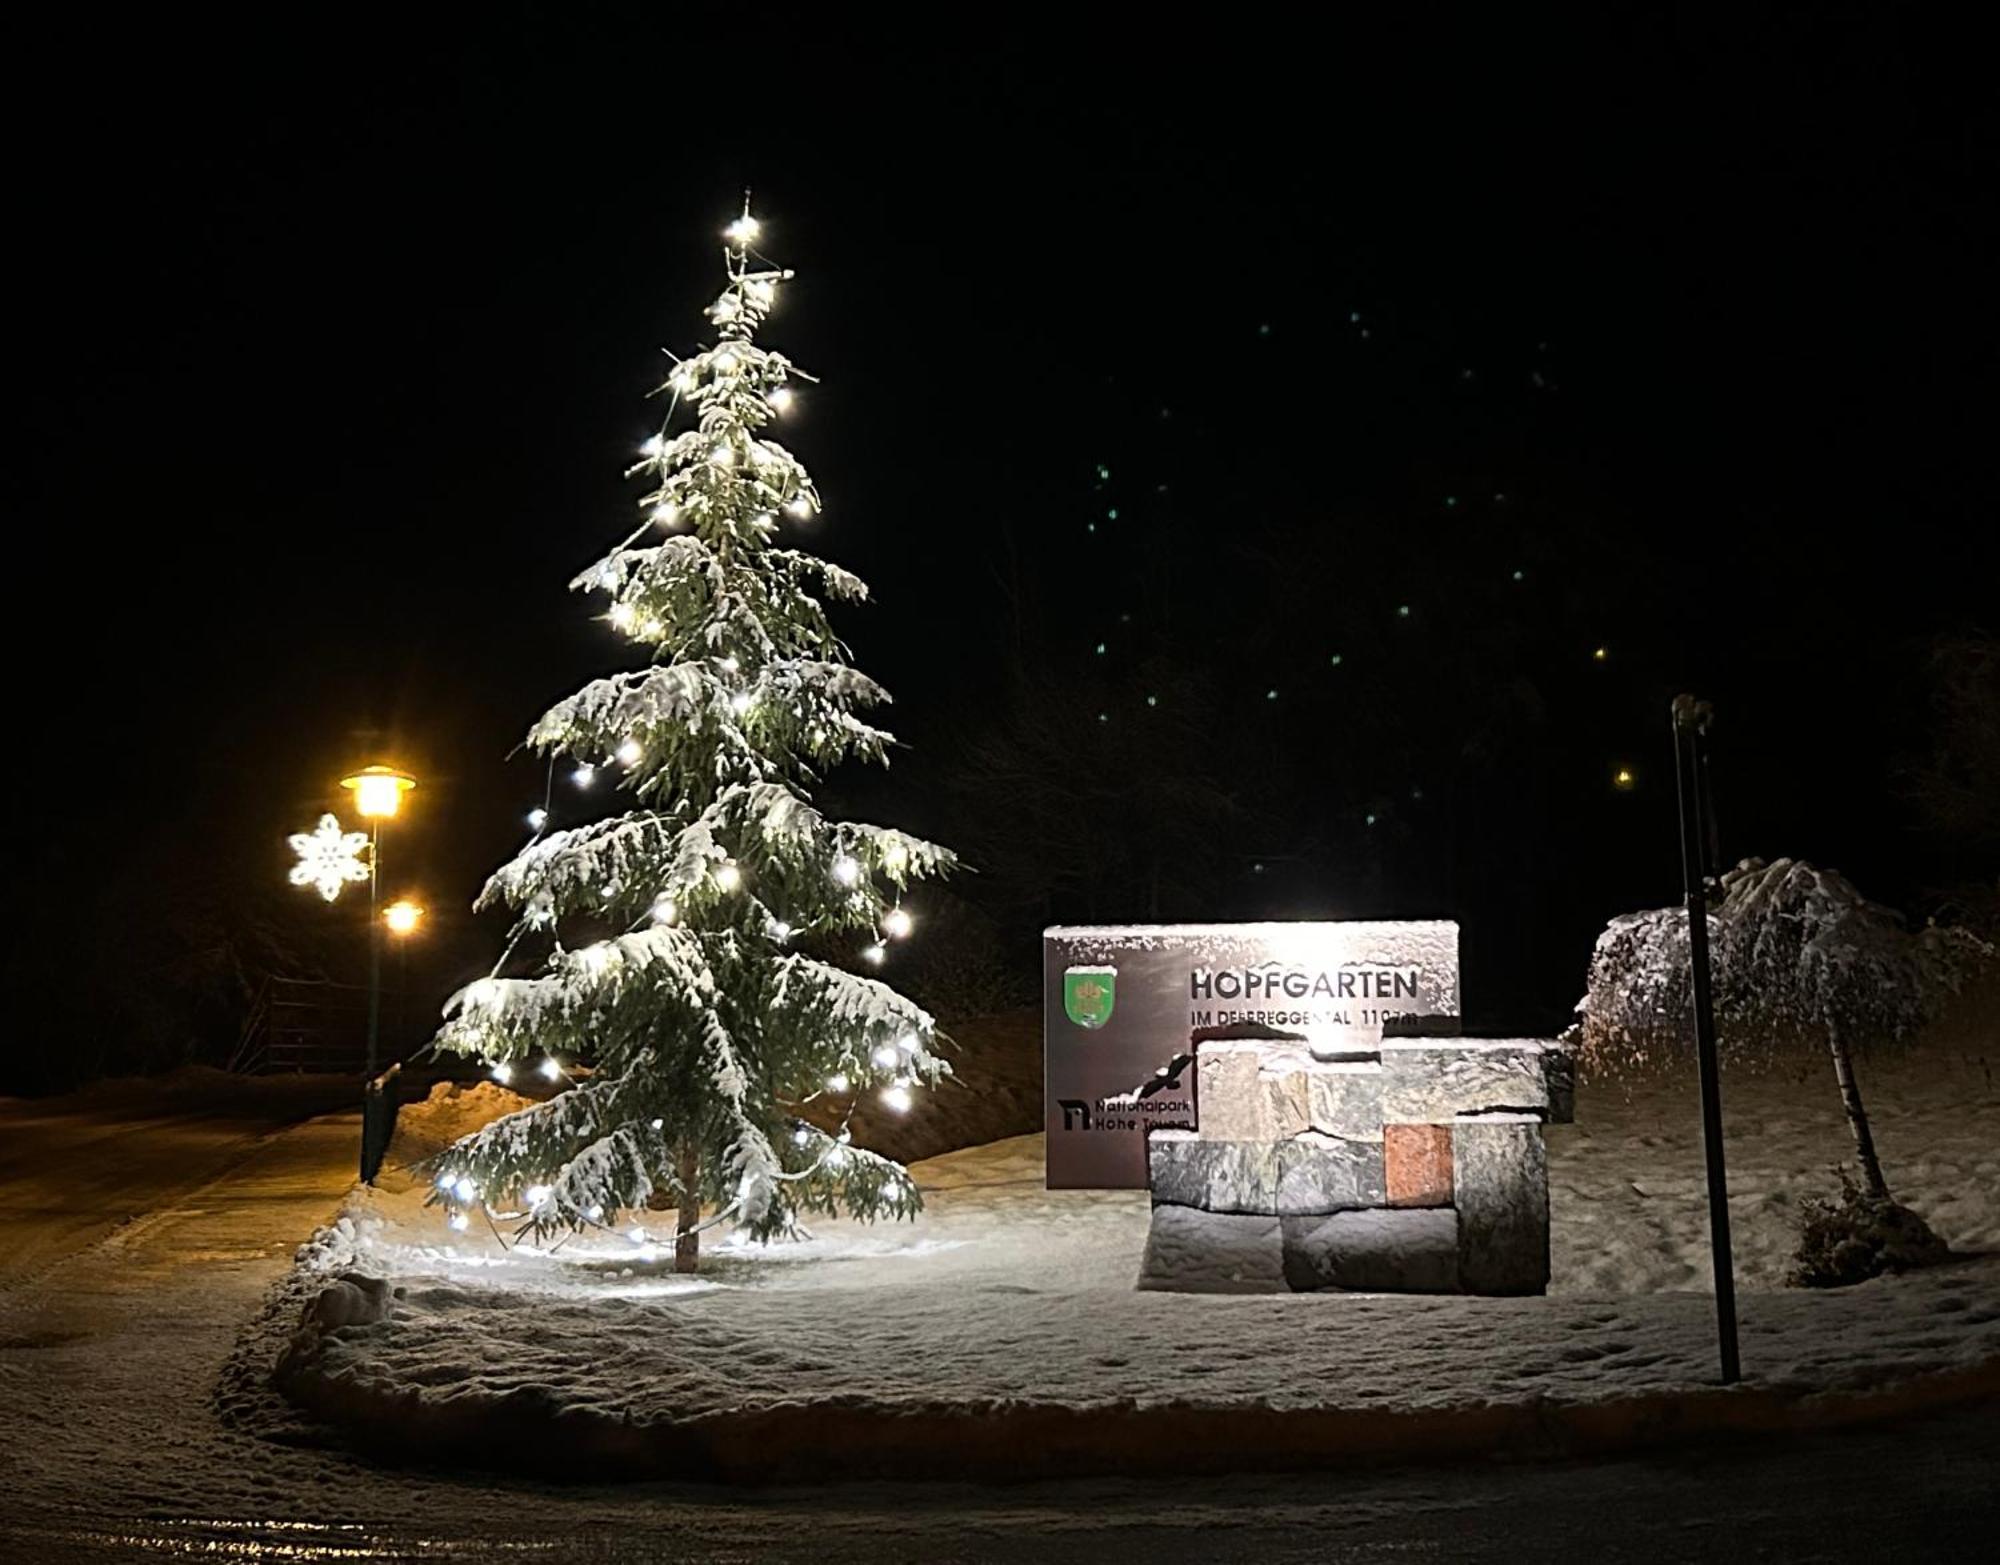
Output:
left=652, top=502, right=679, bottom=527
left=639, top=433, right=664, bottom=458
left=871, top=1042, right=900, bottom=1071
left=652, top=896, right=677, bottom=925
left=827, top=1145, right=848, bottom=1168
left=650, top=1117, right=664, bottom=1131
left=792, top=1125, right=812, bottom=1147
left=769, top=918, right=791, bottom=943
left=784, top=495, right=813, bottom=518
left=730, top=691, right=753, bottom=715
left=436, top=1170, right=456, bottom=1191
left=899, top=1033, right=920, bottom=1056
left=616, top=738, right=642, bottom=767
left=449, top=1212, right=471, bottom=1232
left=710, top=442, right=734, bottom=467
left=609, top=602, right=636, bottom=630
left=491, top=1063, right=512, bottom=1085
left=713, top=348, right=738, bottom=374
left=572, top=764, right=595, bottom=788
left=524, top=1184, right=551, bottom=1207
left=715, top=861, right=742, bottom=891
left=540, top=1057, right=562, bottom=1081
left=880, top=1084, right=913, bottom=1114
left=768, top=386, right=793, bottom=413
left=827, top=1072, right=850, bottom=1094
left=586, top=1204, right=604, bottom=1223
left=745, top=277, right=775, bottom=308
left=725, top=214, right=761, bottom=244
left=863, top=943, right=886, bottom=966
left=831, top=855, right=861, bottom=887
left=719, top=656, right=739, bottom=674
left=883, top=907, right=913, bottom=939
left=527, top=808, right=547, bottom=830
left=453, top=1175, right=477, bottom=1202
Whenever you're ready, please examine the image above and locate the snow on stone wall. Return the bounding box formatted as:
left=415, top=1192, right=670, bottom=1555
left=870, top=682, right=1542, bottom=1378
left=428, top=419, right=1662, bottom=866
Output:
left=1577, top=857, right=1994, bottom=1074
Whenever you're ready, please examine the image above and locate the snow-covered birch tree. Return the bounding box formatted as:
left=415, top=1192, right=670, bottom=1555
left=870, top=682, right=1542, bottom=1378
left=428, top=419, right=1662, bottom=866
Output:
left=427, top=204, right=955, bottom=1271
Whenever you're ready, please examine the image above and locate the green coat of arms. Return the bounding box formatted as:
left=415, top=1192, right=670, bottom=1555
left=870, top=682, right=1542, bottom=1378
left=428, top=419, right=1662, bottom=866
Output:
left=1064, top=966, right=1116, bottom=1029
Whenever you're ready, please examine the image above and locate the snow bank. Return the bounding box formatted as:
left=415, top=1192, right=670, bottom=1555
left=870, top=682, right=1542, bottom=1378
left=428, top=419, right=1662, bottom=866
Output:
left=268, top=1054, right=2000, bottom=1481
left=387, top=1079, right=538, bottom=1165
left=1578, top=857, right=1994, bottom=1074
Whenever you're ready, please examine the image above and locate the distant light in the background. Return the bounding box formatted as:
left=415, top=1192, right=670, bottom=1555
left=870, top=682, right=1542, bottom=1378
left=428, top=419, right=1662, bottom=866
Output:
left=1614, top=767, right=1637, bottom=790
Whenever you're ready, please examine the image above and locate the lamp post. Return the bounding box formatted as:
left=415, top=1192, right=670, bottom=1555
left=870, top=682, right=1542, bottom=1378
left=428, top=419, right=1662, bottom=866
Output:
left=340, top=765, right=417, bottom=1077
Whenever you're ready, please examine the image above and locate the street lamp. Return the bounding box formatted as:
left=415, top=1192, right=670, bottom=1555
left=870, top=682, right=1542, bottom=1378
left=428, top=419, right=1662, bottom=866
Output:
left=383, top=899, right=425, bottom=935
left=339, top=765, right=418, bottom=1075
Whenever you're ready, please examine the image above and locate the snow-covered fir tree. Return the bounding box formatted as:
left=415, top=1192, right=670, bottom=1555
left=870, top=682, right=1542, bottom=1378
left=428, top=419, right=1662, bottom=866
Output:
left=428, top=204, right=955, bottom=1271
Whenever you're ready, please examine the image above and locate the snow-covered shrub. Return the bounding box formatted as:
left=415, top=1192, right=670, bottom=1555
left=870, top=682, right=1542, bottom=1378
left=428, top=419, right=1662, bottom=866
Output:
left=1788, top=1166, right=1949, bottom=1288
left=1577, top=857, right=1994, bottom=1077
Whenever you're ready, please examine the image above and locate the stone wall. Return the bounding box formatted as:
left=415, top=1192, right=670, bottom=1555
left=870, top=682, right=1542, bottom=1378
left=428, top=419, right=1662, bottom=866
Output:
left=1140, top=1038, right=1570, bottom=1295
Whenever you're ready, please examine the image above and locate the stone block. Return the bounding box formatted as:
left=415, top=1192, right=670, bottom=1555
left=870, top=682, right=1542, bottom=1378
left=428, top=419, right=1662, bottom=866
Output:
left=1194, top=1043, right=1262, bottom=1140
left=1147, top=1131, right=1276, bottom=1213
left=1383, top=1123, right=1454, bottom=1207
left=1197, top=1041, right=1313, bottom=1142
left=1137, top=1204, right=1287, bottom=1293
left=1149, top=1131, right=1382, bottom=1215
left=1280, top=1208, right=1461, bottom=1292
left=1452, top=1116, right=1550, bottom=1295
left=1545, top=1045, right=1576, bottom=1124
left=1304, top=1062, right=1387, bottom=1139
left=1379, top=1040, right=1552, bottom=1123
left=1274, top=1131, right=1386, bottom=1214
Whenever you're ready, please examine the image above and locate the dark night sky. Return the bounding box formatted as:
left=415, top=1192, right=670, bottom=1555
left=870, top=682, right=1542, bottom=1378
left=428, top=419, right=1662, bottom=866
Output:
left=10, top=7, right=1996, bottom=1044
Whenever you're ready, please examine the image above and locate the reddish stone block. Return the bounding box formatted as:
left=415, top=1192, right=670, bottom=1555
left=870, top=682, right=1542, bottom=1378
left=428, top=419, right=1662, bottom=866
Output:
left=1384, top=1123, right=1454, bottom=1208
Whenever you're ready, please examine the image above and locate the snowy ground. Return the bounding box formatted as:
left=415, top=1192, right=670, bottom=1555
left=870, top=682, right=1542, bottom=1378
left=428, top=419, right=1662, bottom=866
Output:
left=3, top=1051, right=1999, bottom=1559
left=269, top=1047, right=2000, bottom=1480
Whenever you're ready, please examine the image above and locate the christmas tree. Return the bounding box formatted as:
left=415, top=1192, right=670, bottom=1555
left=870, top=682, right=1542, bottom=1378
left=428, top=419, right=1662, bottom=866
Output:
left=429, top=203, right=955, bottom=1271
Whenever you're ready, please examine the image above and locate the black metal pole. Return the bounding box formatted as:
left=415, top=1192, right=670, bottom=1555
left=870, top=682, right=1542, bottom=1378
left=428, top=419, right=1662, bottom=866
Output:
left=1672, top=694, right=1740, bottom=1384
left=366, top=820, right=382, bottom=1081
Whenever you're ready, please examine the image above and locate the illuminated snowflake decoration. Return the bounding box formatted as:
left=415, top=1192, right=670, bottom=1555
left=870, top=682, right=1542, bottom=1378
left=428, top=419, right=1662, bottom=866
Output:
left=288, top=812, right=372, bottom=901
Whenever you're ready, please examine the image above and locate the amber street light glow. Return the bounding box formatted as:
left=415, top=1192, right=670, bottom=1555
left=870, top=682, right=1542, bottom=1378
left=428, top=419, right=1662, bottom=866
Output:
left=341, top=764, right=418, bottom=819
left=383, top=899, right=425, bottom=935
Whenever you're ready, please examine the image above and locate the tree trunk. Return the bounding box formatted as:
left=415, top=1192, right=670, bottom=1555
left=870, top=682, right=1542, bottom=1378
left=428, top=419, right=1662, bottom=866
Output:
left=674, top=1143, right=701, bottom=1273
left=1826, top=1019, right=1890, bottom=1200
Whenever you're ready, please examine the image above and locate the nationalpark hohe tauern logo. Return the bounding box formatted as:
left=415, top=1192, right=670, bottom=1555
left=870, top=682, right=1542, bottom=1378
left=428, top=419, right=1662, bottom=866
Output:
left=1064, top=966, right=1116, bottom=1029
